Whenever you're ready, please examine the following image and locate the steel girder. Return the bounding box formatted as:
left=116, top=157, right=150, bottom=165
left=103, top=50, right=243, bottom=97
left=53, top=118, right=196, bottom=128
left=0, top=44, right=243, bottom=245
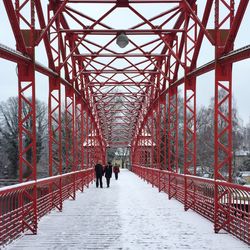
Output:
left=213, top=0, right=234, bottom=234
left=1, top=0, right=250, bottom=238
left=14, top=0, right=38, bottom=235
left=49, top=77, right=63, bottom=211
left=45, top=0, right=188, bottom=147
left=184, top=3, right=197, bottom=211
left=48, top=7, right=63, bottom=211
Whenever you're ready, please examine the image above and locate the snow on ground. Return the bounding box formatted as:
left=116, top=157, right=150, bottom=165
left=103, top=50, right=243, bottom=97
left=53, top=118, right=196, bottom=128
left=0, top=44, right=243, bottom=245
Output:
left=5, top=169, right=249, bottom=250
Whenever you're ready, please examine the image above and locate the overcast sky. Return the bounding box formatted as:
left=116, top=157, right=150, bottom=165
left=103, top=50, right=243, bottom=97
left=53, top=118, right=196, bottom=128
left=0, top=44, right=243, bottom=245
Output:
left=0, top=1, right=249, bottom=125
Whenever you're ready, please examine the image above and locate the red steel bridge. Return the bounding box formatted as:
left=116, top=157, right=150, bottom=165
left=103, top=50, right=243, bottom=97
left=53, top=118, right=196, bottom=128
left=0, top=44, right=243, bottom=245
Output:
left=0, top=0, right=250, bottom=247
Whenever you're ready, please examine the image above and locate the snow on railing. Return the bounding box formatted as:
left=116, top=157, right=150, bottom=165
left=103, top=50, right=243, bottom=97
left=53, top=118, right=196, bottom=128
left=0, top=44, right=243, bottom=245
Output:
left=132, top=165, right=250, bottom=245
left=0, top=168, right=94, bottom=246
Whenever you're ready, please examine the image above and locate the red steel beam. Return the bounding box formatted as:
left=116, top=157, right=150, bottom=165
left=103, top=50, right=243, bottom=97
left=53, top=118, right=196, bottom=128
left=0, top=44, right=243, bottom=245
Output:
left=214, top=0, right=234, bottom=234
left=60, top=29, right=185, bottom=35
left=74, top=53, right=168, bottom=58
left=88, top=82, right=152, bottom=86
left=223, top=0, right=249, bottom=54
left=3, top=0, right=27, bottom=54
left=64, top=0, right=181, bottom=2
left=81, top=70, right=159, bottom=74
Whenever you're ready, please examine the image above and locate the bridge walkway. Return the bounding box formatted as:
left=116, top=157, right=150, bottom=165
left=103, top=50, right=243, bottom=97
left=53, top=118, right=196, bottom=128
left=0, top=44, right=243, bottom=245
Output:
left=6, top=170, right=248, bottom=250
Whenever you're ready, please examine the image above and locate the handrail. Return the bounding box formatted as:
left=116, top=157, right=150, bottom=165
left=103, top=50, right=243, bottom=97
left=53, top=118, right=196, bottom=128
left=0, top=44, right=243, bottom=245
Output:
left=0, top=168, right=94, bottom=246
left=132, top=165, right=250, bottom=245
left=0, top=168, right=93, bottom=193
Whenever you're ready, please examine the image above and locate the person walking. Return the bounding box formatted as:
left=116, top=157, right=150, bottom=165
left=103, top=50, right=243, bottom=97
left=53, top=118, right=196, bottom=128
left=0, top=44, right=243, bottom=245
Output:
left=104, top=161, right=112, bottom=188
left=113, top=164, right=120, bottom=180
left=95, top=160, right=103, bottom=188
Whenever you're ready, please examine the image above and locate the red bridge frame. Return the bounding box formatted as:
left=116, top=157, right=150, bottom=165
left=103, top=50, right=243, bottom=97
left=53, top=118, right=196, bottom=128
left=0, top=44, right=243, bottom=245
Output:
left=0, top=0, right=250, bottom=246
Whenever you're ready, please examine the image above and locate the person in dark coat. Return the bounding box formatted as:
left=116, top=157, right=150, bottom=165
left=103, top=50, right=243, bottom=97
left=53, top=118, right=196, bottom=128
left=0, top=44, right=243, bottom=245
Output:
left=113, top=164, right=120, bottom=180
left=95, top=160, right=103, bottom=188
left=104, top=162, right=112, bottom=188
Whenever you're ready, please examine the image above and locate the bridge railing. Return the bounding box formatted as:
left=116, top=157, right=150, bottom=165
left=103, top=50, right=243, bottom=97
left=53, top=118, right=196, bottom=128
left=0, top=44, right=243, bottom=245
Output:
left=0, top=168, right=94, bottom=246
left=132, top=165, right=250, bottom=245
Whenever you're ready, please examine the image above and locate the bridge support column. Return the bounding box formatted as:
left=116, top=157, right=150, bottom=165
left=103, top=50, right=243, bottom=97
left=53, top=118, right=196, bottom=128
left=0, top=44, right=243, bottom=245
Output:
left=90, top=118, right=94, bottom=166
left=132, top=133, right=139, bottom=166
left=184, top=4, right=197, bottom=211
left=168, top=86, right=178, bottom=199
left=65, top=86, right=76, bottom=199
left=80, top=109, right=88, bottom=184
left=47, top=3, right=63, bottom=211
left=158, top=96, right=167, bottom=192
left=75, top=97, right=84, bottom=191
left=150, top=111, right=155, bottom=185
left=49, top=77, right=62, bottom=211
left=75, top=97, right=83, bottom=171
left=214, top=0, right=234, bottom=234
left=156, top=101, right=161, bottom=171
left=18, top=62, right=38, bottom=234
left=85, top=110, right=89, bottom=168
left=15, top=0, right=38, bottom=235
left=150, top=112, right=154, bottom=171
left=184, top=77, right=196, bottom=211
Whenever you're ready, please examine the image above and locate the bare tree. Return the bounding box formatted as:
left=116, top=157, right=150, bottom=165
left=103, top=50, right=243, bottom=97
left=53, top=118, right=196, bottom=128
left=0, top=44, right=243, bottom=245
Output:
left=115, top=147, right=129, bottom=168
left=0, top=97, right=19, bottom=177
left=107, top=147, right=116, bottom=162
left=196, top=106, right=214, bottom=175
left=0, top=97, right=47, bottom=178
left=196, top=89, right=243, bottom=177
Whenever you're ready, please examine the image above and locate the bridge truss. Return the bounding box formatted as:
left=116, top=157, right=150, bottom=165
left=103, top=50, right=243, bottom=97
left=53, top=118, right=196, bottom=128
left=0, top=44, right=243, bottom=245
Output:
left=0, top=0, right=250, bottom=246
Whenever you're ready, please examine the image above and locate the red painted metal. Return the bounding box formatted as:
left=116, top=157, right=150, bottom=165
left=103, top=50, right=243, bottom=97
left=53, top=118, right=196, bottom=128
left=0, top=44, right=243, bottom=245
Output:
left=167, top=86, right=179, bottom=199
left=85, top=110, right=90, bottom=169
left=133, top=165, right=250, bottom=245
left=1, top=0, right=250, bottom=247
left=158, top=96, right=167, bottom=192
left=49, top=77, right=63, bottom=211
left=214, top=0, right=234, bottom=234
left=184, top=3, right=197, bottom=211
left=0, top=169, right=94, bottom=246
left=65, top=87, right=76, bottom=200
left=15, top=0, right=38, bottom=236
left=48, top=5, right=63, bottom=212
left=75, top=97, right=83, bottom=171
left=168, top=86, right=178, bottom=173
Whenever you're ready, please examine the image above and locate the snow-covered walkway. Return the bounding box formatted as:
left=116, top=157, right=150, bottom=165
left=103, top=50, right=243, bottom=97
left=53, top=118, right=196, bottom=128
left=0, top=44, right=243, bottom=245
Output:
left=6, top=169, right=248, bottom=250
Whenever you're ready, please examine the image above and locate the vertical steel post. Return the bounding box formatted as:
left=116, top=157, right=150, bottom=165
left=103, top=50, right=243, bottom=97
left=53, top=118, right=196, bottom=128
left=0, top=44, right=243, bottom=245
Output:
left=81, top=108, right=86, bottom=170
left=65, top=86, right=76, bottom=199
left=168, top=86, right=178, bottom=199
left=79, top=105, right=85, bottom=190
left=141, top=127, right=144, bottom=166
left=184, top=3, right=197, bottom=211
left=75, top=97, right=82, bottom=171
left=145, top=124, right=147, bottom=167
left=214, top=0, right=234, bottom=233
left=48, top=3, right=63, bottom=211
left=86, top=110, right=89, bottom=169
left=17, top=0, right=37, bottom=234
left=159, top=96, right=167, bottom=170
left=168, top=86, right=178, bottom=172
left=75, top=97, right=82, bottom=191
left=150, top=112, right=154, bottom=169
left=156, top=101, right=161, bottom=170
left=137, top=135, right=140, bottom=166
left=48, top=77, right=62, bottom=210
left=94, top=126, right=98, bottom=163
left=158, top=95, right=167, bottom=192
left=90, top=117, right=93, bottom=166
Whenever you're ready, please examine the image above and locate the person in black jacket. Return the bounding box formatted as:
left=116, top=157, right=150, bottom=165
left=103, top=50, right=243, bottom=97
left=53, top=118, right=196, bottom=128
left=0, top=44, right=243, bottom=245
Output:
left=104, top=162, right=112, bottom=188
left=95, top=160, right=103, bottom=188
